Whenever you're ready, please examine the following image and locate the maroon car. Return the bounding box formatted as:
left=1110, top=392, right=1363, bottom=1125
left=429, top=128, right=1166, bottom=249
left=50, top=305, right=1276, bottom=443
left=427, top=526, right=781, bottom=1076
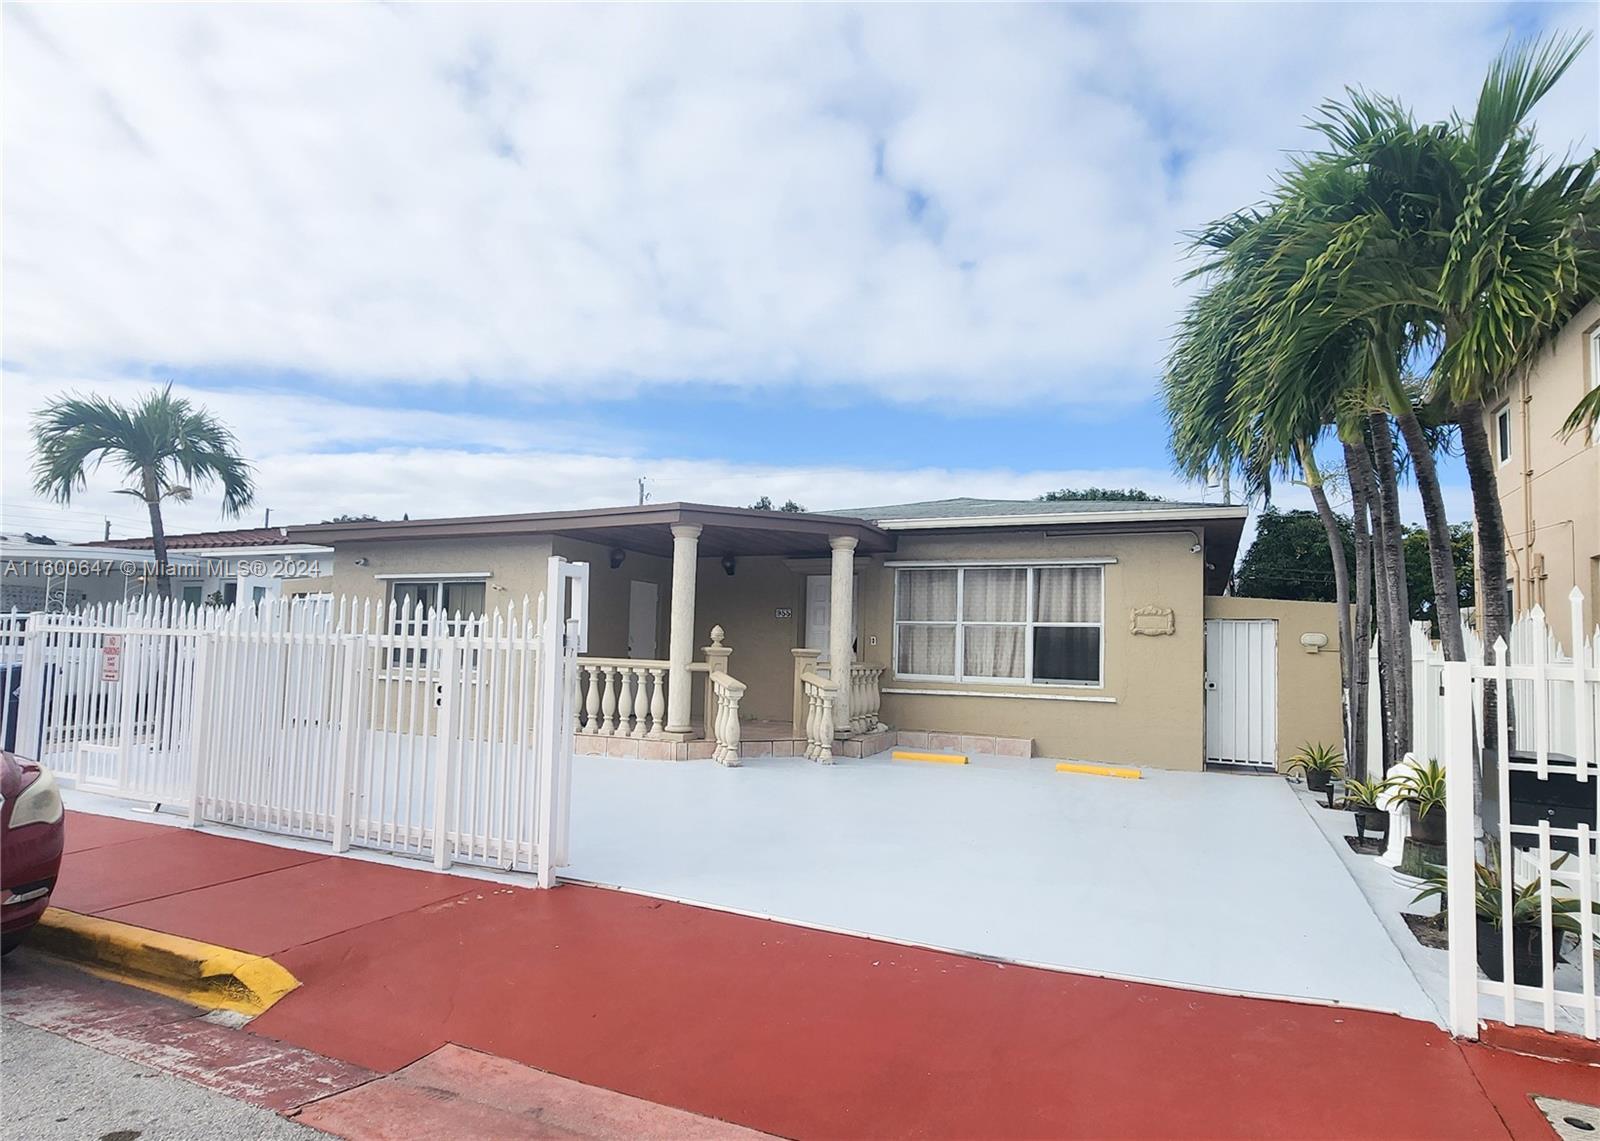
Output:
left=2, top=751, right=65, bottom=954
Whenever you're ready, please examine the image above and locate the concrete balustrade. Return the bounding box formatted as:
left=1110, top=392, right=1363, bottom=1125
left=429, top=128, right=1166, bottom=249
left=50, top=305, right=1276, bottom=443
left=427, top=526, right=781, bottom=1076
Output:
left=708, top=671, right=746, bottom=766
left=576, top=659, right=669, bottom=739
left=848, top=662, right=886, bottom=735
left=800, top=672, right=837, bottom=764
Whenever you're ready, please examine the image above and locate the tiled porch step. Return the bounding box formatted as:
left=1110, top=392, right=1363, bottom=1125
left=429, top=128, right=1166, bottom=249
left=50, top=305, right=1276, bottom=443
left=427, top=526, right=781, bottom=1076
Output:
left=576, top=737, right=822, bottom=761
left=577, top=728, right=1032, bottom=762
left=891, top=730, right=1031, bottom=758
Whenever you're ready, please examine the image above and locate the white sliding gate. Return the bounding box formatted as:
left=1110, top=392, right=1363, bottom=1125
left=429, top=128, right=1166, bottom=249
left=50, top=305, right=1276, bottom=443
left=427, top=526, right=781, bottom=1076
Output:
left=2, top=557, right=589, bottom=887
left=1204, top=618, right=1278, bottom=767
left=1438, top=588, right=1599, bottom=1041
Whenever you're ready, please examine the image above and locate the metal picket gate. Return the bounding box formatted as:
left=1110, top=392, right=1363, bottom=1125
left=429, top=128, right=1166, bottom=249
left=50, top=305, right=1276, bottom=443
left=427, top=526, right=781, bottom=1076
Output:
left=1438, top=589, right=1599, bottom=1041
left=2, top=557, right=589, bottom=887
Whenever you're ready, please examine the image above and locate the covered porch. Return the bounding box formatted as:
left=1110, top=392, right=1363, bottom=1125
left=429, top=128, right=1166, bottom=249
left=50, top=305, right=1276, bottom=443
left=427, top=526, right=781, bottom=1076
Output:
left=550, top=504, right=897, bottom=763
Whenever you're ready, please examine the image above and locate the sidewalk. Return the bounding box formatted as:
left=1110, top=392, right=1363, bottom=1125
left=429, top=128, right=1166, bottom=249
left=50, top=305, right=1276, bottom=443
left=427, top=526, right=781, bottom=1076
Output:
left=26, top=807, right=1600, bottom=1139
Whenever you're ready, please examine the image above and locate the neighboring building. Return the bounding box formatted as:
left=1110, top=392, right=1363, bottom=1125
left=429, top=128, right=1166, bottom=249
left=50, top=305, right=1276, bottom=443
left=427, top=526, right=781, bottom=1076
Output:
left=1482, top=298, right=1600, bottom=640
left=1, top=534, right=203, bottom=611
left=88, top=526, right=334, bottom=608
left=291, top=498, right=1343, bottom=772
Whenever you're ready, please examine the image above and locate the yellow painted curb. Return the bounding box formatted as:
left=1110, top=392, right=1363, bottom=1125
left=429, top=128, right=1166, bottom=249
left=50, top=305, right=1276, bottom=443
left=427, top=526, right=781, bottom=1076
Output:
left=892, top=750, right=969, bottom=765
left=30, top=907, right=299, bottom=1016
left=1055, top=761, right=1141, bottom=780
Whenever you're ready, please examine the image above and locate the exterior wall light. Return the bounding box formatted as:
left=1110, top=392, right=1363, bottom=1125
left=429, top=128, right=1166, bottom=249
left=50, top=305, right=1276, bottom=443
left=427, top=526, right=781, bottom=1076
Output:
left=721, top=554, right=737, bottom=576
left=1300, top=632, right=1329, bottom=654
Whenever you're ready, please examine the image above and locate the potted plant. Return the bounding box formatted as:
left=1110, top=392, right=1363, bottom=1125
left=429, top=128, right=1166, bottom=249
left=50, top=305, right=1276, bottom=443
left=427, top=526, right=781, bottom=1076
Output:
left=1413, top=852, right=1593, bottom=986
left=1391, top=759, right=1447, bottom=846
left=1343, top=777, right=1391, bottom=841
left=1287, top=742, right=1343, bottom=794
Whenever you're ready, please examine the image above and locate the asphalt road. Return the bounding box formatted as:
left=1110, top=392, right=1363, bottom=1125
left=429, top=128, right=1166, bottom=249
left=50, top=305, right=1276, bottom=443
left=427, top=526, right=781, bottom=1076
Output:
left=0, top=1019, right=324, bottom=1141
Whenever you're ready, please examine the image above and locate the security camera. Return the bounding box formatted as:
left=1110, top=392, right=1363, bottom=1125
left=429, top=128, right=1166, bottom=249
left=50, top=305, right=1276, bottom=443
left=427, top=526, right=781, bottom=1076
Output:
left=1190, top=543, right=1203, bottom=554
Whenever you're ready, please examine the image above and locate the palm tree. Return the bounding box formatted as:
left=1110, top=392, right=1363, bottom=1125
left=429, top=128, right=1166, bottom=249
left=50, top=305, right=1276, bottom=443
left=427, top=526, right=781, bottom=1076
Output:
left=1428, top=33, right=1597, bottom=663
left=32, top=386, right=255, bottom=598
left=1244, top=125, right=1471, bottom=664
left=1165, top=209, right=1371, bottom=770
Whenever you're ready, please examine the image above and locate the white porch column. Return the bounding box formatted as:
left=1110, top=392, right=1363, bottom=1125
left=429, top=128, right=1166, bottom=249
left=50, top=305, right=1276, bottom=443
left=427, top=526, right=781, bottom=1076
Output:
left=666, top=523, right=701, bottom=734
left=829, top=535, right=856, bottom=737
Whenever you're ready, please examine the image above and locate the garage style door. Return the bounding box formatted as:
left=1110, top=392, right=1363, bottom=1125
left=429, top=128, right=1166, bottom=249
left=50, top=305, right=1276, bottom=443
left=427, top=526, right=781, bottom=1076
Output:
left=1204, top=618, right=1277, bottom=768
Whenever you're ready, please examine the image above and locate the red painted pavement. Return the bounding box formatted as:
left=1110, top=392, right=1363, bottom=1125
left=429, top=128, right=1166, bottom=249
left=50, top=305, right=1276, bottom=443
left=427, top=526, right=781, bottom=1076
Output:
left=44, top=809, right=1600, bottom=1139
left=3, top=954, right=375, bottom=1112
left=297, top=1043, right=770, bottom=1139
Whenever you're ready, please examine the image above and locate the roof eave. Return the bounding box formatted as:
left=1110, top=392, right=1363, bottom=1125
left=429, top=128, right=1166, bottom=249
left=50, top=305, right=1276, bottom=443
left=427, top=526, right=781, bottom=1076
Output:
left=875, top=506, right=1251, bottom=530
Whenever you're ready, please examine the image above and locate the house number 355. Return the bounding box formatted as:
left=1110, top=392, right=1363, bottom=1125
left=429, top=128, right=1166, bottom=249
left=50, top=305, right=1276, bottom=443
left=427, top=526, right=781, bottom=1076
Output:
left=774, top=607, right=793, bottom=619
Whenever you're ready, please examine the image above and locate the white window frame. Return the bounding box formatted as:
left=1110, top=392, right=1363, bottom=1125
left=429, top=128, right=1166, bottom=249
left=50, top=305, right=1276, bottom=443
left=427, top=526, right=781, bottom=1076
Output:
left=386, top=575, right=490, bottom=666
left=1495, top=404, right=1512, bottom=465
left=1588, top=329, right=1600, bottom=445
left=892, top=563, right=1106, bottom=688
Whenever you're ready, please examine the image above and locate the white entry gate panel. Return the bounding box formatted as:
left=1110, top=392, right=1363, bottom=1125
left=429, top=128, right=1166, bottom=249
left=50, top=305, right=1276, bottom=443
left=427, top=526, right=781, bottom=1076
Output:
left=5, top=557, right=589, bottom=888
left=1204, top=618, right=1278, bottom=768
left=1439, top=590, right=1598, bottom=1042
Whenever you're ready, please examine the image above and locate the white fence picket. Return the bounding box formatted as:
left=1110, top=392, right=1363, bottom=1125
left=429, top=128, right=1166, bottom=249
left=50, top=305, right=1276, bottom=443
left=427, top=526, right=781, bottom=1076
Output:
left=6, top=557, right=589, bottom=885
left=1436, top=587, right=1600, bottom=1041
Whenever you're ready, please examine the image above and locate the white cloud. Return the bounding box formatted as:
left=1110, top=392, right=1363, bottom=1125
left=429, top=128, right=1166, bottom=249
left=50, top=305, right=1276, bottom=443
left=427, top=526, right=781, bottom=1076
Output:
left=5, top=3, right=1595, bottom=407
left=1, top=369, right=1216, bottom=541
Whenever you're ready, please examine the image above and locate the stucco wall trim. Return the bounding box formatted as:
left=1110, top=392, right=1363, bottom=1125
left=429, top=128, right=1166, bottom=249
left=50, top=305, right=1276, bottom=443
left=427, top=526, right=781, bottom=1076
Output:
left=884, top=557, right=1117, bottom=568
left=876, top=507, right=1248, bottom=530
left=373, top=570, right=494, bottom=580
left=882, top=686, right=1116, bottom=703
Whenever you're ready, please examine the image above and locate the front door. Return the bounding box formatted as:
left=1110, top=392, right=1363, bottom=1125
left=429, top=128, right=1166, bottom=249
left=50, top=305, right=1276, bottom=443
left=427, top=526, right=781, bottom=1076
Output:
left=628, top=581, right=659, bottom=658
left=805, top=575, right=860, bottom=661
left=1204, top=618, right=1278, bottom=767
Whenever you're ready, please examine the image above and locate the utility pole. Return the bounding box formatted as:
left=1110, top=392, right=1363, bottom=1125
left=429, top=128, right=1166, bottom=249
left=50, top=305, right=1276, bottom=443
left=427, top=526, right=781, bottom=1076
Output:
left=1221, top=467, right=1231, bottom=506
left=104, top=518, right=111, bottom=541
left=637, top=477, right=649, bottom=506
left=264, top=507, right=272, bottom=527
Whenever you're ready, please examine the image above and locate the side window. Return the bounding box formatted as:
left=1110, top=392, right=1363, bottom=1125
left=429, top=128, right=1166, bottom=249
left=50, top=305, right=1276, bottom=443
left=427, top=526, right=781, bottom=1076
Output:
left=1495, top=406, right=1511, bottom=465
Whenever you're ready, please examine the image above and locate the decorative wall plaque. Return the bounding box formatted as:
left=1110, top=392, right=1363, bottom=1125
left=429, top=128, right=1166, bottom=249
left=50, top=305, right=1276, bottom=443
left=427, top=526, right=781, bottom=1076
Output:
left=1129, top=605, right=1175, bottom=636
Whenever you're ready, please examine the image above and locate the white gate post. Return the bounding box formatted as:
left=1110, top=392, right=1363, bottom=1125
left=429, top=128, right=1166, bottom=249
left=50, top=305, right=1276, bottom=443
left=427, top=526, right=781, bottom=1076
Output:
left=431, top=634, right=457, bottom=871
left=187, top=636, right=214, bottom=827
left=331, top=635, right=365, bottom=853
left=535, top=556, right=588, bottom=888
left=1442, top=660, right=1480, bottom=1039
left=1410, top=624, right=1431, bottom=760
left=115, top=628, right=141, bottom=793
left=15, top=623, right=46, bottom=762
left=535, top=558, right=565, bottom=889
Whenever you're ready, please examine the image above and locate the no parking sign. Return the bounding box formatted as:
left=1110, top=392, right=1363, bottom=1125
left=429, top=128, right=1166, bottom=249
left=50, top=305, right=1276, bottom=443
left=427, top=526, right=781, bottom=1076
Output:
left=101, top=634, right=123, bottom=682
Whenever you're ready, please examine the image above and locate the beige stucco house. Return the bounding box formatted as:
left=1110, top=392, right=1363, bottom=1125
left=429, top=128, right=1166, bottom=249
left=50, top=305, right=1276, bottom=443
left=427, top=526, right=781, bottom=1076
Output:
left=289, top=498, right=1342, bottom=772
left=1481, top=298, right=1600, bottom=640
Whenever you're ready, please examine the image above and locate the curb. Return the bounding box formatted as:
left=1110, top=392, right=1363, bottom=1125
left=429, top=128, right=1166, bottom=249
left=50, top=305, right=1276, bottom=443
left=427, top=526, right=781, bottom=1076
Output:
left=30, top=907, right=300, bottom=1016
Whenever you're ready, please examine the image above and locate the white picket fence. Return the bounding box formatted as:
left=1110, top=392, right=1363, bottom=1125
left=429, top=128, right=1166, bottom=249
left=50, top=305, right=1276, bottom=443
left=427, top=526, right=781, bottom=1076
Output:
left=1, top=556, right=590, bottom=887
left=1425, top=589, right=1599, bottom=1041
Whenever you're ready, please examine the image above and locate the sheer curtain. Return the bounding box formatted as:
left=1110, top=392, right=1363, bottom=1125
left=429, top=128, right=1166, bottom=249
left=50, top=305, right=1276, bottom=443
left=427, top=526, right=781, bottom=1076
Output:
left=896, top=569, right=957, bottom=675
left=1034, top=567, right=1101, bottom=623
left=1034, top=567, right=1103, bottom=685
left=962, top=568, right=1026, bottom=678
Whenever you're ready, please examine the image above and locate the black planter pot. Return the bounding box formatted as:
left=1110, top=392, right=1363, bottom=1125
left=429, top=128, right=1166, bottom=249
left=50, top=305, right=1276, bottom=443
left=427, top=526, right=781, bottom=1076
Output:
left=1353, top=805, right=1389, bottom=841
left=1475, top=917, right=1545, bottom=986
left=1409, top=803, right=1446, bottom=846
left=1306, top=769, right=1333, bottom=794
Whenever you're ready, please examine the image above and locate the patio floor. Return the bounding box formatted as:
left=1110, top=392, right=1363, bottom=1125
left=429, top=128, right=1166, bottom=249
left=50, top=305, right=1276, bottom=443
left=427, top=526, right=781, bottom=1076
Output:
left=566, top=751, right=1438, bottom=1022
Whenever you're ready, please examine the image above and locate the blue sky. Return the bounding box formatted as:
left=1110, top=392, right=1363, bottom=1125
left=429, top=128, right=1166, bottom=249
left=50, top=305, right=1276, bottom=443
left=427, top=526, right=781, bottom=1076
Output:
left=3, top=3, right=1597, bottom=545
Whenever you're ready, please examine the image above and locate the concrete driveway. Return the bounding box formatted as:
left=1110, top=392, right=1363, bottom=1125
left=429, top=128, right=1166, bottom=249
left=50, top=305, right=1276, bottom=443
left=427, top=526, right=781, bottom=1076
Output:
left=566, top=751, right=1436, bottom=1021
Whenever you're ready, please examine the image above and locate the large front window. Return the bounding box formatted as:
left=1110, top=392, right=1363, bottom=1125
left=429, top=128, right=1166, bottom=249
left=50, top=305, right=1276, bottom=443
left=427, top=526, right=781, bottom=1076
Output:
left=389, top=578, right=487, bottom=664
left=894, top=565, right=1104, bottom=686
